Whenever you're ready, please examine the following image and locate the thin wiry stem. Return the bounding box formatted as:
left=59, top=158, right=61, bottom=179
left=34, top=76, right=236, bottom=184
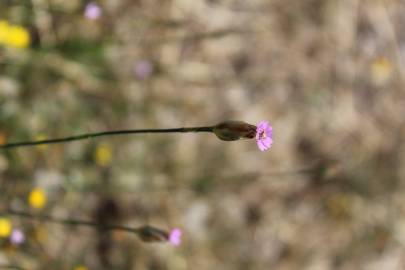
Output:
left=3, top=209, right=141, bottom=234
left=0, top=126, right=213, bottom=149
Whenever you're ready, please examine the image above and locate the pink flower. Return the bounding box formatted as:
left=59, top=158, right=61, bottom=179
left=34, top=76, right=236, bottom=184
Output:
left=256, top=121, right=273, bottom=151
left=10, top=229, right=25, bottom=245
left=84, top=2, right=102, bottom=20
left=168, top=228, right=182, bottom=246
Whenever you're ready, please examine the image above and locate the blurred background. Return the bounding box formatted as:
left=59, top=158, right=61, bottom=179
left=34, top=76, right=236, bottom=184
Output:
left=1, top=0, right=405, bottom=269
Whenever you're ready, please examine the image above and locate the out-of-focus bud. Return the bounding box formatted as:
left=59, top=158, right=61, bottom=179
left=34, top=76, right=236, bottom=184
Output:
left=10, top=229, right=25, bottom=245
left=213, top=120, right=256, bottom=141
left=137, top=225, right=168, bottom=243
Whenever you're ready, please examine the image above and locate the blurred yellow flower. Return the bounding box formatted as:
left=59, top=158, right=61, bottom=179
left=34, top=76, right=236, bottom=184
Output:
left=7, top=25, right=30, bottom=48
left=371, top=57, right=392, bottom=85
left=74, top=266, right=89, bottom=270
left=94, top=144, right=112, bottom=167
left=0, top=217, right=12, bottom=238
left=0, top=20, right=30, bottom=48
left=28, top=188, right=47, bottom=209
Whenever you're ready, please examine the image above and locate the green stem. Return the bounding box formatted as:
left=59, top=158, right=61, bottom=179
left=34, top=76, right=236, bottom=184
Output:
left=0, top=126, right=213, bottom=149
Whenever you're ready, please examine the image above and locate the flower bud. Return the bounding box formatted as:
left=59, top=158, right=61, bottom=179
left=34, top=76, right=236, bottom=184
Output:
left=213, top=121, right=256, bottom=141
left=137, top=225, right=168, bottom=243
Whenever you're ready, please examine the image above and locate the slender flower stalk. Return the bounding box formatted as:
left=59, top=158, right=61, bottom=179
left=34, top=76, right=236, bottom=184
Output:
left=2, top=209, right=177, bottom=244
left=0, top=126, right=213, bottom=149
left=0, top=120, right=272, bottom=151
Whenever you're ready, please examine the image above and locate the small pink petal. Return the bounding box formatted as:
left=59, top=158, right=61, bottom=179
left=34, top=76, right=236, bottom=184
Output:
left=256, top=120, right=273, bottom=151
left=169, top=228, right=182, bottom=246
left=262, top=137, right=273, bottom=147
left=257, top=140, right=266, bottom=151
